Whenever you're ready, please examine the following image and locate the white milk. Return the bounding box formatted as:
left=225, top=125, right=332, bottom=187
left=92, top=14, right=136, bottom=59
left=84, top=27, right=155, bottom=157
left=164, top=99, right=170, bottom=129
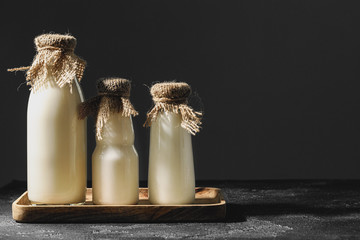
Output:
left=92, top=113, right=139, bottom=205
left=148, top=112, right=195, bottom=205
left=27, top=75, right=87, bottom=204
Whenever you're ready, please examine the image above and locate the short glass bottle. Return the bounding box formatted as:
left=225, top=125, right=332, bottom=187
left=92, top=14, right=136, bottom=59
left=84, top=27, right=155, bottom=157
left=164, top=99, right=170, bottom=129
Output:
left=80, top=78, right=139, bottom=205
left=145, top=82, right=202, bottom=204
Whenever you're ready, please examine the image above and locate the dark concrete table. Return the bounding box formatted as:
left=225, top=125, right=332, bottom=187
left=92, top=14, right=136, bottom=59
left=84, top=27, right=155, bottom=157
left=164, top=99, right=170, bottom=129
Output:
left=1, top=180, right=360, bottom=239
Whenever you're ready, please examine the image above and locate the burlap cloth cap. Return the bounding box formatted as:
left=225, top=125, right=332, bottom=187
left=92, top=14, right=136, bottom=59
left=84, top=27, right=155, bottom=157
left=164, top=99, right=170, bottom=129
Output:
left=145, top=82, right=202, bottom=135
left=97, top=78, right=131, bottom=98
left=8, top=33, right=86, bottom=92
left=79, top=78, right=138, bottom=140
left=150, top=82, right=191, bottom=104
left=34, top=34, right=77, bottom=51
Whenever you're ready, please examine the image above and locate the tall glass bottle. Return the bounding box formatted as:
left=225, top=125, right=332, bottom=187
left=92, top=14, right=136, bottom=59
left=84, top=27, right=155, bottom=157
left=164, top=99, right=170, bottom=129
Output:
left=22, top=34, right=87, bottom=204
left=145, top=82, right=202, bottom=204
left=80, top=78, right=139, bottom=205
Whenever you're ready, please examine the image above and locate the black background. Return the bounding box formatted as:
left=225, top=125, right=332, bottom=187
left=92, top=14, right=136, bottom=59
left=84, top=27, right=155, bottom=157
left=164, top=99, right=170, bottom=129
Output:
left=1, top=0, right=360, bottom=187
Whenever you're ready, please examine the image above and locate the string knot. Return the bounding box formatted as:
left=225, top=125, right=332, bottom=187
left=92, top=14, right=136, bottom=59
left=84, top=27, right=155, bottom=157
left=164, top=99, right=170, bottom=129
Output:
left=36, top=46, right=74, bottom=53
left=153, top=96, right=188, bottom=104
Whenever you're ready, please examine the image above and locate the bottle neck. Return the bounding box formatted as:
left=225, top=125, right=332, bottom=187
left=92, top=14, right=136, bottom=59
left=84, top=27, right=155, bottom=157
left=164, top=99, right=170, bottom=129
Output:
left=97, top=112, right=135, bottom=146
left=153, top=112, right=182, bottom=126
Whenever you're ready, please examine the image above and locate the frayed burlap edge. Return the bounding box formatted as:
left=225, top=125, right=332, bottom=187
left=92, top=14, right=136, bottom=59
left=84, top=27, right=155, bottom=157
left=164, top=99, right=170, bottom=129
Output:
left=79, top=95, right=138, bottom=140
left=144, top=102, right=202, bottom=135
left=8, top=34, right=86, bottom=92
left=25, top=49, right=86, bottom=92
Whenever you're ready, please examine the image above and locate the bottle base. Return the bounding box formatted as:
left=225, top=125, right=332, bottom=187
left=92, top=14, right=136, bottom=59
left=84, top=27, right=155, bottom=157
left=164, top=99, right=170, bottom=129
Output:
left=149, top=199, right=195, bottom=205
left=30, top=201, right=86, bottom=206
left=93, top=200, right=138, bottom=205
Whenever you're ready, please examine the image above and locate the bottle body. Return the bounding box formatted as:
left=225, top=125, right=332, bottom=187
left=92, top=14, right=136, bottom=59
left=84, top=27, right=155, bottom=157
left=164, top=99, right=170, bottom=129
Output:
left=92, top=113, right=139, bottom=205
left=27, top=75, right=87, bottom=204
left=148, top=112, right=195, bottom=204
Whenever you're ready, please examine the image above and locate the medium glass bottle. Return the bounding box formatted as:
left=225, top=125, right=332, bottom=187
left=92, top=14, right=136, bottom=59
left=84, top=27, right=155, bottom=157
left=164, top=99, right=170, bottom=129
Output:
left=145, top=82, right=202, bottom=204
left=24, top=34, right=87, bottom=204
left=80, top=78, right=139, bottom=205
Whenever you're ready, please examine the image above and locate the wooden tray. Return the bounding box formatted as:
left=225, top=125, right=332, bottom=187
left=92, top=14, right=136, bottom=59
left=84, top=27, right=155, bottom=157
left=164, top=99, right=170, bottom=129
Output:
left=12, top=187, right=226, bottom=223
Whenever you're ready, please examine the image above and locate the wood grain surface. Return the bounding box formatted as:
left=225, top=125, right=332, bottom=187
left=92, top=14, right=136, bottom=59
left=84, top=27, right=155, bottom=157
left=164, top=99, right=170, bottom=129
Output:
left=12, top=188, right=226, bottom=223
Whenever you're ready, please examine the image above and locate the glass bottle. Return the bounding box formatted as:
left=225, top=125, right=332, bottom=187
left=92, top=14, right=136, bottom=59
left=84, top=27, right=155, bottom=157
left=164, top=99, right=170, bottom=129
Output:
left=80, top=78, right=139, bottom=205
left=25, top=34, right=87, bottom=204
left=145, top=82, right=202, bottom=204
